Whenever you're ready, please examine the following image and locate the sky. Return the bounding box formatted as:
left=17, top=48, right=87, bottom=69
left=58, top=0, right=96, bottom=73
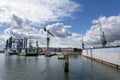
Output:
left=0, top=0, right=120, bottom=49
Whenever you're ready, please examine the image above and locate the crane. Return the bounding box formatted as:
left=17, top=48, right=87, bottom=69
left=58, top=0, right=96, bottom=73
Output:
left=44, top=27, right=55, bottom=56
left=98, top=19, right=107, bottom=47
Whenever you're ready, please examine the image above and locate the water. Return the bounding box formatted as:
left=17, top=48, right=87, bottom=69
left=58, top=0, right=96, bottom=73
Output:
left=0, top=53, right=120, bottom=80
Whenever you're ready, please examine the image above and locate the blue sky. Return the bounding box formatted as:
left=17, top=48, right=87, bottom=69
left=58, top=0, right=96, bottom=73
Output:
left=61, top=0, right=120, bottom=34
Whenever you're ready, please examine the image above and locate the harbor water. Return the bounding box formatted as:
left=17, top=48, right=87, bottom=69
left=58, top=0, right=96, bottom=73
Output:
left=0, top=53, right=120, bottom=80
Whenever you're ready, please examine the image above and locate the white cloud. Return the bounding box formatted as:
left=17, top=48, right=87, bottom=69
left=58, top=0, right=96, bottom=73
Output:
left=0, top=0, right=80, bottom=24
left=45, top=23, right=82, bottom=48
left=46, top=23, right=72, bottom=38
left=84, top=15, right=120, bottom=47
left=0, top=0, right=81, bottom=49
left=0, top=22, right=83, bottom=48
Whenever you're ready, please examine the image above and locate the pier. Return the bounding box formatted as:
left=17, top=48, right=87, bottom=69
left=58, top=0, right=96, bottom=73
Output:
left=82, top=47, right=120, bottom=69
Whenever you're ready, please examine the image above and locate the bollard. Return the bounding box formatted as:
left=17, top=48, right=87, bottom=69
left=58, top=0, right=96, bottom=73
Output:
left=64, top=54, right=69, bottom=72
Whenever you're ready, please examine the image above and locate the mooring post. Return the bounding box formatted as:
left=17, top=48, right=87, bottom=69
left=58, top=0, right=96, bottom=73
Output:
left=64, top=53, right=69, bottom=72
left=116, top=65, right=119, bottom=70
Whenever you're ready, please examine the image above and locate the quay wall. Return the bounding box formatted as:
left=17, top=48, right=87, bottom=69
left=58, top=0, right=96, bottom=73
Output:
left=82, top=47, right=120, bottom=68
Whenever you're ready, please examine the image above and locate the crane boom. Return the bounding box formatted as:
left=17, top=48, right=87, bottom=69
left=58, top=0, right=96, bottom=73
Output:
left=44, top=27, right=55, bottom=37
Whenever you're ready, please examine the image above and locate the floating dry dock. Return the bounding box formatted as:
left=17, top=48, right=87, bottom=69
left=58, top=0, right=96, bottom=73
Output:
left=5, top=36, right=39, bottom=56
left=20, top=48, right=39, bottom=56
left=82, top=46, right=120, bottom=69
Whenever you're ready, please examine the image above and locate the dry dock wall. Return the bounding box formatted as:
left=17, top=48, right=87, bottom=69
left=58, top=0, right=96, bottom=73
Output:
left=82, top=47, right=120, bottom=68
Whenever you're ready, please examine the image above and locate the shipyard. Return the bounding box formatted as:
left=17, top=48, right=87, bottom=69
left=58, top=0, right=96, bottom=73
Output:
left=0, top=0, right=120, bottom=80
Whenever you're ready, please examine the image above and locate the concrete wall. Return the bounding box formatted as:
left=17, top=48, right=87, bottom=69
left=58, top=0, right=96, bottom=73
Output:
left=82, top=47, right=120, bottom=65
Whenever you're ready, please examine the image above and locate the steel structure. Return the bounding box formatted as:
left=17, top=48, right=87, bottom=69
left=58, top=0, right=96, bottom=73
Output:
left=44, top=27, right=55, bottom=56
left=98, top=19, right=107, bottom=47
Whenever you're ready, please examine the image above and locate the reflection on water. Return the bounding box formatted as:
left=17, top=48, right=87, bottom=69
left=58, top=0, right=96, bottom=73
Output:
left=64, top=72, right=69, bottom=80
left=0, top=54, right=120, bottom=80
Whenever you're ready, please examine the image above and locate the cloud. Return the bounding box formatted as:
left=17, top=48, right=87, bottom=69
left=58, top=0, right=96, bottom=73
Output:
left=0, top=0, right=80, bottom=24
left=1, top=24, right=47, bottom=48
left=0, top=0, right=81, bottom=48
left=0, top=22, right=82, bottom=48
left=4, top=25, right=45, bottom=39
left=0, top=34, right=9, bottom=48
left=0, top=0, right=81, bottom=49
left=46, top=23, right=72, bottom=38
left=45, top=23, right=82, bottom=48
left=84, top=15, right=120, bottom=47
left=12, top=14, right=23, bottom=27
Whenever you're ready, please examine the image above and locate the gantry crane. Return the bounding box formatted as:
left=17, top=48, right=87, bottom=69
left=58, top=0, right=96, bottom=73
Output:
left=98, top=19, right=107, bottom=47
